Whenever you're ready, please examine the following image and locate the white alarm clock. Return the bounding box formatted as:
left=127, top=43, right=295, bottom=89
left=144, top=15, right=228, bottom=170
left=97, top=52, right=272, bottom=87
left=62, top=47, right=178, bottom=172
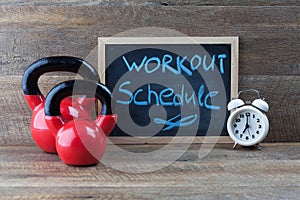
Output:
left=227, top=89, right=269, bottom=149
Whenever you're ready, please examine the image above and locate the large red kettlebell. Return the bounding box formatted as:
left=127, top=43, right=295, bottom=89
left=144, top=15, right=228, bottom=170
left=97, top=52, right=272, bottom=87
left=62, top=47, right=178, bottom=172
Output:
left=44, top=80, right=117, bottom=166
left=22, top=56, right=100, bottom=153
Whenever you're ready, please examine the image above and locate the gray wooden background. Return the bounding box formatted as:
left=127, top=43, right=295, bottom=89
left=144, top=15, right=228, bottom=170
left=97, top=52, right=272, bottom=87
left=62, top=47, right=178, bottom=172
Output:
left=0, top=1, right=299, bottom=145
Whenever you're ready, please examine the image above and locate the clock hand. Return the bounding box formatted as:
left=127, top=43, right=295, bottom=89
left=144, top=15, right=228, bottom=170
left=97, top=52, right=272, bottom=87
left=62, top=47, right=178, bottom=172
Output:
left=247, top=128, right=252, bottom=137
left=247, top=115, right=252, bottom=137
left=242, top=115, right=250, bottom=133
left=242, top=123, right=249, bottom=133
left=242, top=125, right=247, bottom=133
left=246, top=116, right=252, bottom=137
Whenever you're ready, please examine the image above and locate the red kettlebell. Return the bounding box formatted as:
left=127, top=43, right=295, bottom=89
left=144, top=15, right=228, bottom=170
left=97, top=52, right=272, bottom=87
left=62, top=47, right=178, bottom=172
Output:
left=44, top=80, right=117, bottom=166
left=22, top=56, right=100, bottom=153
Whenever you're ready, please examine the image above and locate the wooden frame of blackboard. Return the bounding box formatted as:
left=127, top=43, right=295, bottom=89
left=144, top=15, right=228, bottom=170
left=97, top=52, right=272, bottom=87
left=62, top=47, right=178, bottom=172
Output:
left=98, top=37, right=238, bottom=144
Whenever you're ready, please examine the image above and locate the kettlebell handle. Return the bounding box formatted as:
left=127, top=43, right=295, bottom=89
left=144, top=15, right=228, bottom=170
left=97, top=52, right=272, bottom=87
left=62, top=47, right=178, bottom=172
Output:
left=44, top=80, right=113, bottom=116
left=22, top=56, right=100, bottom=95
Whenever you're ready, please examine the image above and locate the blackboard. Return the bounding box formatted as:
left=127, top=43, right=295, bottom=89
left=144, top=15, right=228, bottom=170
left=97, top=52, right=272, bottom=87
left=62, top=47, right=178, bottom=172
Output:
left=98, top=37, right=238, bottom=141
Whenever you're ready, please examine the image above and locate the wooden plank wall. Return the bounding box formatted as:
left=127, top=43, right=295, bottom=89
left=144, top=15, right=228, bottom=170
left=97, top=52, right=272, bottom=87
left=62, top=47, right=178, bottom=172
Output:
left=0, top=1, right=299, bottom=145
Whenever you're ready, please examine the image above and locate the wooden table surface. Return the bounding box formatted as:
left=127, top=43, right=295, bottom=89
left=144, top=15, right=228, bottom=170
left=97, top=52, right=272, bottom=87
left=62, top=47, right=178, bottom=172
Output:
left=0, top=2, right=299, bottom=199
left=0, top=143, right=299, bottom=199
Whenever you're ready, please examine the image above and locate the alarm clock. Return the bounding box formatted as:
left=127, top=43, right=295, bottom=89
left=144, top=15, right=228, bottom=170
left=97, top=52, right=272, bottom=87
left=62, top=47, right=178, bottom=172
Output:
left=227, top=89, right=269, bottom=149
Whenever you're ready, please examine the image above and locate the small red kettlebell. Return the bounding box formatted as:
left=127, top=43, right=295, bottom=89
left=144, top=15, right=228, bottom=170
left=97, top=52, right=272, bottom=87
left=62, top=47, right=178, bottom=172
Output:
left=22, top=56, right=100, bottom=153
left=44, top=80, right=117, bottom=166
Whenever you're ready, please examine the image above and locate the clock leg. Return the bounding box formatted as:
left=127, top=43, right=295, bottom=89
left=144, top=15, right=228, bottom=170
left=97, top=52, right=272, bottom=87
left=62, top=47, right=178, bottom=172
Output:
left=255, top=143, right=262, bottom=150
left=233, top=142, right=238, bottom=149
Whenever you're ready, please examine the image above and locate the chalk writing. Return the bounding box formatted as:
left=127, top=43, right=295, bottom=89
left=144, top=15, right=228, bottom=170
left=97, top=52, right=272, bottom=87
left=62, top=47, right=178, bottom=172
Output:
left=116, top=81, right=221, bottom=110
left=122, top=53, right=227, bottom=76
left=154, top=114, right=198, bottom=131
left=115, top=52, right=228, bottom=131
left=105, top=42, right=234, bottom=136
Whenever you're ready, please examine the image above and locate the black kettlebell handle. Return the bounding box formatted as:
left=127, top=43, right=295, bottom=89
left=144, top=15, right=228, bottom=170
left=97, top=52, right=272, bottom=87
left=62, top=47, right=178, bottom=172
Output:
left=22, top=56, right=100, bottom=95
left=44, top=80, right=113, bottom=116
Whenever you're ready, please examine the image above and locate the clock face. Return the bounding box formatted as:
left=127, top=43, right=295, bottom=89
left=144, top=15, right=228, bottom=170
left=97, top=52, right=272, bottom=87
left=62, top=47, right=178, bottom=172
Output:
left=227, top=106, right=269, bottom=146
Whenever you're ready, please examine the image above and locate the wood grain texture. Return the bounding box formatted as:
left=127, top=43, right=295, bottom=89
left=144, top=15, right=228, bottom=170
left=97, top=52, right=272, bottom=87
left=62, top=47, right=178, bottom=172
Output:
left=0, top=0, right=299, bottom=6
left=0, top=4, right=299, bottom=143
left=0, top=75, right=298, bottom=145
left=239, top=75, right=300, bottom=142
left=0, top=6, right=299, bottom=76
left=0, top=143, right=299, bottom=199
left=0, top=3, right=299, bottom=199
